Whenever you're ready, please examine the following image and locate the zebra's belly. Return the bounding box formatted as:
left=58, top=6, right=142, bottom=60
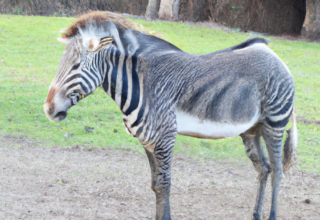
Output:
left=176, top=110, right=260, bottom=139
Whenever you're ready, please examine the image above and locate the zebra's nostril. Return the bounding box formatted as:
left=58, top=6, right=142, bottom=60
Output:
left=55, top=111, right=67, bottom=120
left=48, top=108, right=54, bottom=115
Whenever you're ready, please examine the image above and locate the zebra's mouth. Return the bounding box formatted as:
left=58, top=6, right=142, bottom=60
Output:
left=68, top=91, right=87, bottom=106
left=69, top=92, right=81, bottom=106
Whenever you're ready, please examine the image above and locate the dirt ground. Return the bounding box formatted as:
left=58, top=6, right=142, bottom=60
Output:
left=0, top=134, right=319, bottom=220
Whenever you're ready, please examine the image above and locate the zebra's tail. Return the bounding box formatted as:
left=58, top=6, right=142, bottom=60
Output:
left=282, top=109, right=298, bottom=172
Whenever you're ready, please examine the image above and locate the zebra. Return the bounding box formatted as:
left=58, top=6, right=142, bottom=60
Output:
left=43, top=11, right=297, bottom=220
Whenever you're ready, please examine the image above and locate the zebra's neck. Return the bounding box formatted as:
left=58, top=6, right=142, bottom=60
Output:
left=98, top=30, right=181, bottom=115
left=98, top=45, right=142, bottom=116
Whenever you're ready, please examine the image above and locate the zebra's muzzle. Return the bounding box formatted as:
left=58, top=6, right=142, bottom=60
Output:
left=43, top=97, right=70, bottom=122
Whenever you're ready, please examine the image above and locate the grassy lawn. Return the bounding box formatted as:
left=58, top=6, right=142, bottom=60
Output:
left=0, top=15, right=319, bottom=173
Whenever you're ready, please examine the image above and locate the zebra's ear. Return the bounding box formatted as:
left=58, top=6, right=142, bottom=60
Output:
left=88, top=38, right=100, bottom=52
left=57, top=37, right=71, bottom=45
left=88, top=37, right=114, bottom=52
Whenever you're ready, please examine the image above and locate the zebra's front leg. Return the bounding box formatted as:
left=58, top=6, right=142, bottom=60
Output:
left=144, top=132, right=176, bottom=220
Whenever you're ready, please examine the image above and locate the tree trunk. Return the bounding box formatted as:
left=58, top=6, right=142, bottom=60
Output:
left=172, top=0, right=181, bottom=21
left=146, top=0, right=160, bottom=19
left=158, top=0, right=181, bottom=20
left=159, top=0, right=173, bottom=20
left=301, top=0, right=320, bottom=40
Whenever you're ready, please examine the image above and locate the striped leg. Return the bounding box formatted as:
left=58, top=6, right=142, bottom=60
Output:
left=262, top=125, right=285, bottom=220
left=241, top=128, right=271, bottom=220
left=144, top=131, right=176, bottom=220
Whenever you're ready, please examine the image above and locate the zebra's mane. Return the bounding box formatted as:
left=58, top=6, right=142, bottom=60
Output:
left=63, top=11, right=137, bottom=39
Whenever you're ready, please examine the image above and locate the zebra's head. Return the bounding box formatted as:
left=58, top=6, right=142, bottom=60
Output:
left=43, top=37, right=111, bottom=122
left=44, top=11, right=135, bottom=122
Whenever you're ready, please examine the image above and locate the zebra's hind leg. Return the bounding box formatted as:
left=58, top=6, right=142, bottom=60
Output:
left=261, top=125, right=285, bottom=220
left=144, top=131, right=176, bottom=220
left=241, top=126, right=271, bottom=220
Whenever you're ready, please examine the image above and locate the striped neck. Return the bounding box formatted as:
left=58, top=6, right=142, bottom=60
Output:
left=99, top=46, right=142, bottom=116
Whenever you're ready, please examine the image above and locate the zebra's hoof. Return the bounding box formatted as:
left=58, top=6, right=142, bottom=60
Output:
left=252, top=213, right=262, bottom=220
left=268, top=211, right=277, bottom=220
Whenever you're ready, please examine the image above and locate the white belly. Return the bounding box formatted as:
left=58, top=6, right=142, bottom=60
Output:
left=176, top=110, right=259, bottom=139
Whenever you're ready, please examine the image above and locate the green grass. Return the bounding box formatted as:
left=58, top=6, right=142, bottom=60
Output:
left=0, top=15, right=319, bottom=173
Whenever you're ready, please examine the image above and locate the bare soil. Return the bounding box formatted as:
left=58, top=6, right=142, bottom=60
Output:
left=296, top=116, right=320, bottom=126
left=0, top=134, right=319, bottom=220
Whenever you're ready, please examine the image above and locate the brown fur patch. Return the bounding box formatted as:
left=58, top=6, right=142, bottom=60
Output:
left=88, top=39, right=96, bottom=51
left=64, top=11, right=137, bottom=38
left=46, top=87, right=56, bottom=104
